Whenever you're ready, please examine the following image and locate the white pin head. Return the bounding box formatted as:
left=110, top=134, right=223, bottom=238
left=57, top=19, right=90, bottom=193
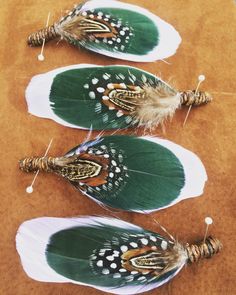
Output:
left=198, top=74, right=205, bottom=82
left=205, top=216, right=213, bottom=225
left=38, top=54, right=45, bottom=61
left=26, top=186, right=33, bottom=194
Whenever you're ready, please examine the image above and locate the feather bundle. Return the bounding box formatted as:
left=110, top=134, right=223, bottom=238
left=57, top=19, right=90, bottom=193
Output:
left=26, top=64, right=212, bottom=130
left=16, top=216, right=222, bottom=294
left=19, top=135, right=207, bottom=212
left=28, top=0, right=181, bottom=62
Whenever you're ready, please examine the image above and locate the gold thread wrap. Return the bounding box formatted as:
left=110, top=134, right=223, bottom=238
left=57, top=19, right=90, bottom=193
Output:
left=186, top=236, right=222, bottom=263
left=19, top=157, right=56, bottom=172
left=180, top=90, right=212, bottom=106
left=28, top=25, right=59, bottom=46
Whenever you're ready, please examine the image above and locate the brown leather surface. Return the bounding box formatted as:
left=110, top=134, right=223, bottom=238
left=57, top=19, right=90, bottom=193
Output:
left=0, top=0, right=235, bottom=294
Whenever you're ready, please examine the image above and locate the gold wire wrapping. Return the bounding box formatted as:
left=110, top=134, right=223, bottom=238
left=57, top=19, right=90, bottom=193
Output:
left=180, top=90, right=212, bottom=106
left=186, top=236, right=222, bottom=263
left=19, top=157, right=56, bottom=172
left=28, top=25, right=59, bottom=46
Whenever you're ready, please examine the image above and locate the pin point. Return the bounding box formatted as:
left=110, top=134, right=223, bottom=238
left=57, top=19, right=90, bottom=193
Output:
left=26, top=138, right=53, bottom=194
left=212, top=92, right=235, bottom=96
left=183, top=74, right=206, bottom=127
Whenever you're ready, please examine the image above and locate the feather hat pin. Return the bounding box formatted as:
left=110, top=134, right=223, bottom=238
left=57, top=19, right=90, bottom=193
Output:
left=27, top=0, right=181, bottom=62
left=19, top=135, right=207, bottom=212
left=26, top=65, right=212, bottom=130
left=16, top=216, right=222, bottom=294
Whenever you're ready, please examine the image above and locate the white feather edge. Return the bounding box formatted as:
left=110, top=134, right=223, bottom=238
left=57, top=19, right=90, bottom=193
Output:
left=25, top=64, right=174, bottom=129
left=137, top=136, right=208, bottom=213
left=79, top=0, right=181, bottom=61
left=16, top=216, right=184, bottom=294
left=25, top=64, right=96, bottom=129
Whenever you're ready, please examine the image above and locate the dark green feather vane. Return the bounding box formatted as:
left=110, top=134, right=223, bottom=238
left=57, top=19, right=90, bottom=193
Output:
left=68, top=135, right=185, bottom=211
left=19, top=135, right=207, bottom=212
left=16, top=216, right=186, bottom=294
left=26, top=64, right=181, bottom=130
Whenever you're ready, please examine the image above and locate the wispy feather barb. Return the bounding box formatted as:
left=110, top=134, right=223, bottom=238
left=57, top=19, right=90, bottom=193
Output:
left=134, top=83, right=181, bottom=130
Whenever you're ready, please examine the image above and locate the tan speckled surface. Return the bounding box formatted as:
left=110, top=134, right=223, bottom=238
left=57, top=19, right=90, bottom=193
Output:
left=0, top=0, right=235, bottom=294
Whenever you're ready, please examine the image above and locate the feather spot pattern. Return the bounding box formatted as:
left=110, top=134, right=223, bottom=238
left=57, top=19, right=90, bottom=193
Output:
left=80, top=70, right=180, bottom=130
left=89, top=232, right=176, bottom=284
left=80, top=144, right=128, bottom=199
left=57, top=7, right=134, bottom=53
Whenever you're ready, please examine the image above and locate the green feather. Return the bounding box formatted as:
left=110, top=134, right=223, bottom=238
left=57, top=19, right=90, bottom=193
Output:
left=69, top=135, right=185, bottom=211
left=46, top=219, right=177, bottom=288
left=49, top=66, right=169, bottom=130
left=81, top=8, right=159, bottom=56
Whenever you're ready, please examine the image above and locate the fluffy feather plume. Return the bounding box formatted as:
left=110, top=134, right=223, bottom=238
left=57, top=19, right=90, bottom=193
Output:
left=134, top=83, right=181, bottom=130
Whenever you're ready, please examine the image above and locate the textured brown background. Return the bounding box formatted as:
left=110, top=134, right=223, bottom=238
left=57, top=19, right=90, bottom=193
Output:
left=0, top=0, right=235, bottom=294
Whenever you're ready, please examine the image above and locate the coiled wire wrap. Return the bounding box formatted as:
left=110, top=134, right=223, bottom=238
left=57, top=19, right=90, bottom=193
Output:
left=19, top=157, right=56, bottom=172
left=28, top=25, right=59, bottom=46
left=186, top=236, right=222, bottom=263
left=180, top=90, right=212, bottom=106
